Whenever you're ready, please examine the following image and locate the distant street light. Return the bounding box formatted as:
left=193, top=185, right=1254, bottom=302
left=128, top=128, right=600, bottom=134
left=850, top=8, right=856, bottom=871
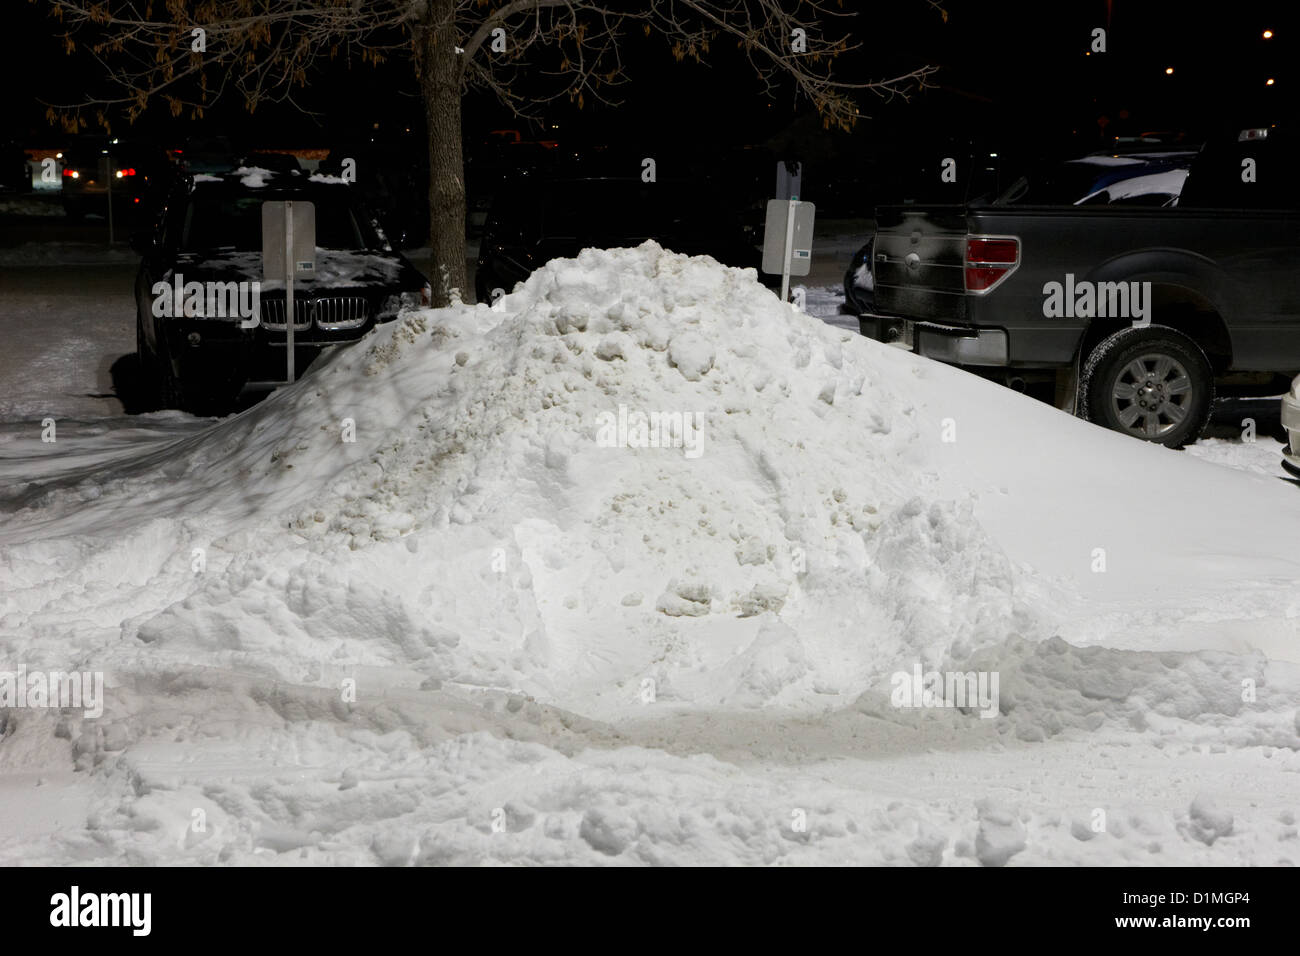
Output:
left=1263, top=30, right=1273, bottom=39
left=1267, top=78, right=1276, bottom=86
left=1165, top=67, right=1174, bottom=75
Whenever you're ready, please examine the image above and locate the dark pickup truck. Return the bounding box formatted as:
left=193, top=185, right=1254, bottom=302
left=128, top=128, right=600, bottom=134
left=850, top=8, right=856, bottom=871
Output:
left=864, top=125, right=1300, bottom=447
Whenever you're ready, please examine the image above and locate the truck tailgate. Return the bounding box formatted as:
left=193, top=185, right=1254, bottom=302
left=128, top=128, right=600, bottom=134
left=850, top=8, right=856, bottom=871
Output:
left=873, top=206, right=970, bottom=322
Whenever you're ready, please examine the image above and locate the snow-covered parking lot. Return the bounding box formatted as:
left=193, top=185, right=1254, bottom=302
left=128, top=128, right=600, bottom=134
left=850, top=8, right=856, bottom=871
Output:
left=1, top=239, right=1298, bottom=866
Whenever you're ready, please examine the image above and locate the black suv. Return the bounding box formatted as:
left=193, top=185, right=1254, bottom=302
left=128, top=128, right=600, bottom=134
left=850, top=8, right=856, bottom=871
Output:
left=133, top=169, right=430, bottom=413
left=475, top=176, right=759, bottom=303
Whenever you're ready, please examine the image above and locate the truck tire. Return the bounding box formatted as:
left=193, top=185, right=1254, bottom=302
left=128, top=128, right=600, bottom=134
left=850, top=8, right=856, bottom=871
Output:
left=1080, top=325, right=1213, bottom=448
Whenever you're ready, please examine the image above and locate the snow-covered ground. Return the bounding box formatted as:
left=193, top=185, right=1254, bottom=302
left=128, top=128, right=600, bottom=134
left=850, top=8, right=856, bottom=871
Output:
left=801, top=283, right=858, bottom=333
left=0, top=196, right=66, bottom=218
left=1, top=244, right=1298, bottom=865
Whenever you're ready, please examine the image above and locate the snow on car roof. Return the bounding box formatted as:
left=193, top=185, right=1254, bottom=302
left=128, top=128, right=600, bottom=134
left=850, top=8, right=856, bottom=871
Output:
left=1076, top=167, right=1190, bottom=205
left=189, top=168, right=354, bottom=195
left=1068, top=155, right=1146, bottom=167
left=233, top=165, right=273, bottom=187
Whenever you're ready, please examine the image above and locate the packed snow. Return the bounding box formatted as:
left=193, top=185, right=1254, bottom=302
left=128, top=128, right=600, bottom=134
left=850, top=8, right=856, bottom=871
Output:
left=1, top=242, right=1298, bottom=865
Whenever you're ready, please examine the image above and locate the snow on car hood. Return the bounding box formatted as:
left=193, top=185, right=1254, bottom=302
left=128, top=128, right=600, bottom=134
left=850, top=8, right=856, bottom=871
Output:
left=2, top=242, right=1299, bottom=865
left=172, top=248, right=408, bottom=288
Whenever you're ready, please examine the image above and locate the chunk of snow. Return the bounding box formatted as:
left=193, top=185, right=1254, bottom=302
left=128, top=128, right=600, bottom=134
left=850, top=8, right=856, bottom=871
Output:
left=232, top=165, right=274, bottom=188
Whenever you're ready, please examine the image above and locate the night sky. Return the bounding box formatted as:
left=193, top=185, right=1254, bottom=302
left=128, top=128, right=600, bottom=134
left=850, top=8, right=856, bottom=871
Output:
left=2, top=0, right=1291, bottom=208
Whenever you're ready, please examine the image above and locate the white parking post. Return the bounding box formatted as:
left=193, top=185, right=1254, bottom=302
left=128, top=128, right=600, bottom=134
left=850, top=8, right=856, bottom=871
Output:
left=285, top=201, right=294, bottom=383
left=106, top=154, right=114, bottom=246
left=780, top=197, right=799, bottom=303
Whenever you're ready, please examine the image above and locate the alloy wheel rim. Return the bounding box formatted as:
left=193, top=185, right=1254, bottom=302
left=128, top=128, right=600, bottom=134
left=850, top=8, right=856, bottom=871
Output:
left=1109, top=352, right=1194, bottom=439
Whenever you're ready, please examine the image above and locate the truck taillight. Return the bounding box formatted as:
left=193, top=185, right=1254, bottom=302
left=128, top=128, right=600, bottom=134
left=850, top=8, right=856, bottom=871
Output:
left=965, top=237, right=1019, bottom=293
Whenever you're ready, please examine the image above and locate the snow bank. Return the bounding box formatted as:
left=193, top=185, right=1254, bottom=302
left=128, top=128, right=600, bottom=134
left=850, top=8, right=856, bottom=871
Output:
left=3, top=244, right=1028, bottom=708
left=2, top=242, right=1298, bottom=865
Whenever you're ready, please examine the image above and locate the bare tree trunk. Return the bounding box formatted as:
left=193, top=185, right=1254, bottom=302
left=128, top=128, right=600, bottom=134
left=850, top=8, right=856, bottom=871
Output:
left=421, top=0, right=467, bottom=306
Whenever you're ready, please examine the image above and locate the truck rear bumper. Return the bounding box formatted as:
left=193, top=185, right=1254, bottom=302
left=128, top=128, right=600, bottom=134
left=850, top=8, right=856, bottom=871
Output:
left=859, top=314, right=1009, bottom=366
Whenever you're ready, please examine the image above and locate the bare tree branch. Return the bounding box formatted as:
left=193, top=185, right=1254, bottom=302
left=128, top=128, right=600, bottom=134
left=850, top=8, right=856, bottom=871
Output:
left=38, top=0, right=944, bottom=304
left=42, top=0, right=939, bottom=131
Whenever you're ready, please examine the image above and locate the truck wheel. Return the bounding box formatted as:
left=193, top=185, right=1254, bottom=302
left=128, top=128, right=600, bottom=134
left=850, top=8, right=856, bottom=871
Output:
left=1080, top=325, right=1213, bottom=448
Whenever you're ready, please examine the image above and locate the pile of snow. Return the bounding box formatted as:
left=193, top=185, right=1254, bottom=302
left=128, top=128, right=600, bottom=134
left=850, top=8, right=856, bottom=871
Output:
left=7, top=243, right=1021, bottom=709
left=2, top=242, right=1299, bottom=865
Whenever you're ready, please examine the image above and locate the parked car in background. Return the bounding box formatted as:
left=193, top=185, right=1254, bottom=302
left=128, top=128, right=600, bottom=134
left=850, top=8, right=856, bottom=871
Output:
left=843, top=149, right=1196, bottom=320
left=865, top=124, right=1297, bottom=448
left=238, top=150, right=302, bottom=173
left=466, top=131, right=561, bottom=237
left=316, top=137, right=429, bottom=250
left=994, top=150, right=1195, bottom=207
left=843, top=239, right=876, bottom=316
left=61, top=137, right=172, bottom=224
left=132, top=169, right=429, bottom=413
left=475, top=175, right=760, bottom=303
left=0, top=139, right=29, bottom=192
left=174, top=135, right=238, bottom=175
